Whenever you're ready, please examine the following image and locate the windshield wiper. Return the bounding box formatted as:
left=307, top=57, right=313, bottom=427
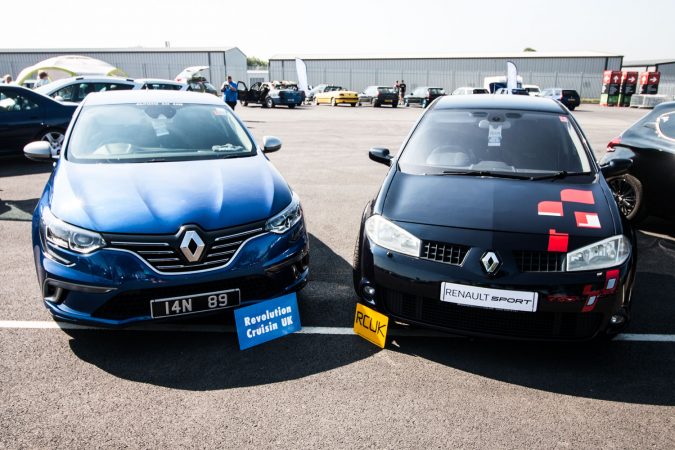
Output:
left=434, top=170, right=533, bottom=180
left=530, top=171, right=592, bottom=180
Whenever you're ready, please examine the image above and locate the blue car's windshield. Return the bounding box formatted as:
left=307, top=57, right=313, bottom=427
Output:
left=66, top=103, right=255, bottom=163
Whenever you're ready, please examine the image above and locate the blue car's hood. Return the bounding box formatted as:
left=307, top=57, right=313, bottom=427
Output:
left=49, top=155, right=292, bottom=234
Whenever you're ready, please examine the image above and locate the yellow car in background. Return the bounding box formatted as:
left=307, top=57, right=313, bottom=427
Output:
left=314, top=86, right=358, bottom=106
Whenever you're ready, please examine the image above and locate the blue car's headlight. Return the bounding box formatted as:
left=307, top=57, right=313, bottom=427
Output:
left=565, top=235, right=630, bottom=272
left=265, top=192, right=303, bottom=234
left=40, top=207, right=106, bottom=254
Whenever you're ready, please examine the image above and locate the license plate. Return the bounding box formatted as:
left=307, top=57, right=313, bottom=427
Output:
left=150, top=289, right=241, bottom=318
left=440, top=282, right=538, bottom=312
left=384, top=99, right=392, bottom=103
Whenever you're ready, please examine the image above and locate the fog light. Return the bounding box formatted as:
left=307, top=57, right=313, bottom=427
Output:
left=363, top=285, right=376, bottom=299
left=610, top=315, right=625, bottom=326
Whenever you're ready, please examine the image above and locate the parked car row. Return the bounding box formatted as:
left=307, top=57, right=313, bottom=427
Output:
left=20, top=91, right=639, bottom=343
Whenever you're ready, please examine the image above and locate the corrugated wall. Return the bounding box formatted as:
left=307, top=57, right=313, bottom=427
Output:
left=0, top=49, right=247, bottom=87
left=270, top=56, right=622, bottom=98
left=656, top=62, right=675, bottom=97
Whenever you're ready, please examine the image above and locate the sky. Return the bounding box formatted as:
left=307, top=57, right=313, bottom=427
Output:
left=4, top=0, right=674, bottom=62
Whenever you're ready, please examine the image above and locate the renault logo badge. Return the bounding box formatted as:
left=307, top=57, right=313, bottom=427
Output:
left=180, top=230, right=205, bottom=262
left=481, top=251, right=501, bottom=275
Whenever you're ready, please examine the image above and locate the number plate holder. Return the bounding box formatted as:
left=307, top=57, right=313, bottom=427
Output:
left=150, top=289, right=241, bottom=319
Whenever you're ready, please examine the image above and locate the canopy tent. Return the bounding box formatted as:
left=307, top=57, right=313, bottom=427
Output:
left=16, top=55, right=127, bottom=84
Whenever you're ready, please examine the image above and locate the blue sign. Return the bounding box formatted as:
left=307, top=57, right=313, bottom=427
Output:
left=233, top=293, right=301, bottom=350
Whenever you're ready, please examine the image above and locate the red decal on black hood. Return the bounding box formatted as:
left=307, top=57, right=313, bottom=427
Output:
left=575, top=211, right=601, bottom=229
left=561, top=189, right=595, bottom=204
left=538, top=201, right=563, bottom=217
left=548, top=229, right=569, bottom=252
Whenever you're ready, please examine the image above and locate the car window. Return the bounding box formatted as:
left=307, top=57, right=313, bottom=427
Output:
left=104, top=83, right=134, bottom=92
left=144, top=83, right=182, bottom=90
left=66, top=103, right=256, bottom=164
left=656, top=112, right=675, bottom=141
left=399, top=109, right=592, bottom=175
left=52, top=85, right=78, bottom=101
left=377, top=87, right=396, bottom=94
left=0, top=90, right=40, bottom=112
left=429, top=88, right=444, bottom=94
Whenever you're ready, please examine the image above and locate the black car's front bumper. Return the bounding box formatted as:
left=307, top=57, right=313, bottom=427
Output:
left=356, top=240, right=635, bottom=341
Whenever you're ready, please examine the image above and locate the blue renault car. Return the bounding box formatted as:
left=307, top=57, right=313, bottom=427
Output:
left=24, top=90, right=309, bottom=326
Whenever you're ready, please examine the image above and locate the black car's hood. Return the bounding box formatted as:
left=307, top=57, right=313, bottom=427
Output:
left=382, top=172, right=616, bottom=238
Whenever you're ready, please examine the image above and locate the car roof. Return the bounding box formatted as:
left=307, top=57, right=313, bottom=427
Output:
left=82, top=89, right=225, bottom=106
left=434, top=94, right=567, bottom=113
left=135, top=78, right=184, bottom=84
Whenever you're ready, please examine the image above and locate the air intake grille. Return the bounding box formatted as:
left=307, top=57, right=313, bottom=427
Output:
left=420, top=241, right=470, bottom=266
left=514, top=251, right=563, bottom=272
left=105, top=223, right=266, bottom=274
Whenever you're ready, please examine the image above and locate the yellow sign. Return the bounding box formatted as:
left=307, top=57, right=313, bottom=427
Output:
left=353, top=303, right=389, bottom=348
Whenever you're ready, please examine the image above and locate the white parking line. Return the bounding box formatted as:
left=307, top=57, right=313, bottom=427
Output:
left=0, top=320, right=674, bottom=341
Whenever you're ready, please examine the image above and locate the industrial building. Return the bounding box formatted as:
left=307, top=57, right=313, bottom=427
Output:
left=622, top=58, right=675, bottom=97
left=0, top=47, right=247, bottom=87
left=270, top=52, right=623, bottom=98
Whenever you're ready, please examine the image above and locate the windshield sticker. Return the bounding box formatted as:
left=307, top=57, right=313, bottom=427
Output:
left=151, top=119, right=169, bottom=137
left=213, top=107, right=227, bottom=116
left=559, top=116, right=568, bottom=122
left=488, top=124, right=502, bottom=147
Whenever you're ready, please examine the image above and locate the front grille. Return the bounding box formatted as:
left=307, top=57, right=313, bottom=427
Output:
left=514, top=251, right=563, bottom=272
left=381, top=288, right=602, bottom=340
left=92, top=276, right=274, bottom=321
left=420, top=241, right=470, bottom=266
left=104, top=222, right=266, bottom=274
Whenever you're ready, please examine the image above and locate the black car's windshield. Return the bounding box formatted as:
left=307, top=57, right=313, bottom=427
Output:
left=377, top=87, right=396, bottom=94
left=66, top=103, right=255, bottom=163
left=399, top=109, right=592, bottom=176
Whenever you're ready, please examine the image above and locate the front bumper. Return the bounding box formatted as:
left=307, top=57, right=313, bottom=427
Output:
left=33, top=221, right=309, bottom=327
left=357, top=239, right=634, bottom=341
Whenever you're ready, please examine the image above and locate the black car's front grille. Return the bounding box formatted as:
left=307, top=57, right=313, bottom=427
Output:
left=92, top=276, right=275, bottom=321
left=380, top=288, right=602, bottom=340
left=514, top=251, right=564, bottom=272
left=105, top=222, right=266, bottom=274
left=420, top=241, right=470, bottom=266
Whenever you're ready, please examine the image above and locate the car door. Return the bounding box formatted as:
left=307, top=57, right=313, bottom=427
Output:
left=249, top=82, right=262, bottom=103
left=0, top=89, right=44, bottom=155
left=237, top=81, right=248, bottom=102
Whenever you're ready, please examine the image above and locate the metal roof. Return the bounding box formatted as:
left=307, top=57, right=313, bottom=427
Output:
left=0, top=47, right=237, bottom=53
left=434, top=95, right=566, bottom=113
left=270, top=51, right=622, bottom=61
left=83, top=90, right=223, bottom=106
left=623, top=58, right=675, bottom=67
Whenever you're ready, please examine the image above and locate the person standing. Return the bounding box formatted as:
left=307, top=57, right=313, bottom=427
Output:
left=35, top=71, right=50, bottom=87
left=399, top=79, right=407, bottom=103
left=221, top=75, right=238, bottom=110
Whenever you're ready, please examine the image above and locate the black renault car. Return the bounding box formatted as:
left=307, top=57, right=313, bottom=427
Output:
left=404, top=87, right=446, bottom=108
left=601, top=101, right=675, bottom=222
left=358, top=86, right=399, bottom=107
left=354, top=95, right=636, bottom=341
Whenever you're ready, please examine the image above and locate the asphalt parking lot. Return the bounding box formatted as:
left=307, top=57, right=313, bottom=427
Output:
left=1, top=103, right=674, bottom=448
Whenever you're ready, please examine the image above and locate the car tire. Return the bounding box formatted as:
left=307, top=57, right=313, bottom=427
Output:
left=331, top=97, right=337, bottom=107
left=373, top=100, right=380, bottom=107
left=568, top=105, right=576, bottom=111
left=288, top=104, right=295, bottom=109
left=392, top=102, right=398, bottom=108
left=606, top=174, right=647, bottom=222
left=39, top=129, right=65, bottom=156
left=243, top=101, right=249, bottom=107
left=265, top=97, right=274, bottom=108
left=350, top=102, right=356, bottom=107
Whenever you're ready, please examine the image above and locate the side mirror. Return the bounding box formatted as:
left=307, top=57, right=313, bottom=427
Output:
left=262, top=135, right=282, bottom=153
left=369, top=147, right=393, bottom=166
left=600, top=158, right=632, bottom=177
left=24, top=141, right=54, bottom=162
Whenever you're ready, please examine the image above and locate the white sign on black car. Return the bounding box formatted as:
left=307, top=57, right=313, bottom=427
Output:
left=440, top=282, right=538, bottom=312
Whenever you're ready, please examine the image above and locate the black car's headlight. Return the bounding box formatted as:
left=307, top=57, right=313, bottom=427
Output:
left=40, top=207, right=106, bottom=254
left=566, top=235, right=630, bottom=272
left=265, top=192, right=303, bottom=234
left=365, top=215, right=421, bottom=257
